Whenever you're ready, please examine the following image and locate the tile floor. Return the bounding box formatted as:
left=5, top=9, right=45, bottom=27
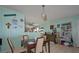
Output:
left=49, top=42, right=79, bottom=53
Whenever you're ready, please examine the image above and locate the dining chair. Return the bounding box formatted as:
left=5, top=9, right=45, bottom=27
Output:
left=22, top=35, right=29, bottom=48
left=22, top=35, right=36, bottom=53
left=7, top=38, right=27, bottom=53
left=35, top=37, right=44, bottom=53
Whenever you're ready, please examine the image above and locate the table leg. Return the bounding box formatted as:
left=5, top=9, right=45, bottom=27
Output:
left=48, top=41, right=50, bottom=53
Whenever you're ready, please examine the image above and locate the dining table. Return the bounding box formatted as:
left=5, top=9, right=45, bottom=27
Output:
left=22, top=38, right=50, bottom=53
left=28, top=39, right=50, bottom=53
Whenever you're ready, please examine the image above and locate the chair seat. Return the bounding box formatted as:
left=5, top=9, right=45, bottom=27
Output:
left=28, top=42, right=35, bottom=44
left=27, top=43, right=36, bottom=49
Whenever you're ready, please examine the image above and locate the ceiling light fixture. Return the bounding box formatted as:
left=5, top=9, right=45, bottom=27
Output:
left=41, top=5, right=47, bottom=21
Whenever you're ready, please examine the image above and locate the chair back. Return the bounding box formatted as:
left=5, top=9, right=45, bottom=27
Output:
left=23, top=35, right=29, bottom=41
left=36, top=37, right=44, bottom=53
left=7, top=38, right=15, bottom=53
left=22, top=35, right=29, bottom=47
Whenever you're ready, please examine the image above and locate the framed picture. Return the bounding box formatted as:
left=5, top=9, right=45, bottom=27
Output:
left=12, top=19, right=18, bottom=25
left=50, top=25, right=54, bottom=29
left=12, top=18, right=18, bottom=29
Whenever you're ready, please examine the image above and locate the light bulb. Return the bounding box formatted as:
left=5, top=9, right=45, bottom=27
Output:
left=41, top=13, right=47, bottom=21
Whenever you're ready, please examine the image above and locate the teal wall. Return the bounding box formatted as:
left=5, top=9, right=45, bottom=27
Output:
left=0, top=6, right=25, bottom=52
left=0, top=6, right=51, bottom=52
left=0, top=6, right=79, bottom=52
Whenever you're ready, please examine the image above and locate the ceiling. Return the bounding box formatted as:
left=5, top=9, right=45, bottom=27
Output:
left=2, top=5, right=79, bottom=21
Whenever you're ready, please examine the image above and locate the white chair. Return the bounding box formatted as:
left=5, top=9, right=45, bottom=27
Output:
left=23, top=35, right=28, bottom=41
left=7, top=38, right=27, bottom=53
left=35, top=37, right=44, bottom=53
left=22, top=35, right=29, bottom=48
left=22, top=35, right=36, bottom=53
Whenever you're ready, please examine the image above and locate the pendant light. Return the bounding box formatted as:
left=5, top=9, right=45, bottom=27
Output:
left=41, top=5, right=47, bottom=21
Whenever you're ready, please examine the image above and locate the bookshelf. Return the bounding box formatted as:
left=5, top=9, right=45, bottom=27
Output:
left=61, top=22, right=73, bottom=45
